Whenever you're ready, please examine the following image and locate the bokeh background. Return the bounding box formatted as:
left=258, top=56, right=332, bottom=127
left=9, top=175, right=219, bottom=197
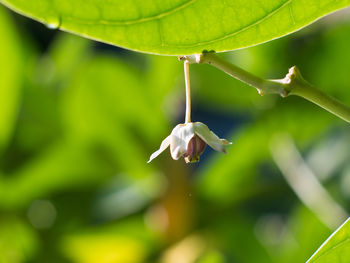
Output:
left=1, top=5, right=350, bottom=263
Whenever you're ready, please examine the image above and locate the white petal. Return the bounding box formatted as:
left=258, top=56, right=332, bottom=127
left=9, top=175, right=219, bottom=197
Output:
left=193, top=122, right=231, bottom=153
left=148, top=135, right=171, bottom=163
left=169, top=123, right=195, bottom=160
left=170, top=145, right=183, bottom=160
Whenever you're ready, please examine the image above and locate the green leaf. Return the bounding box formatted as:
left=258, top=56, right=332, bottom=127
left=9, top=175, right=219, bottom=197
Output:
left=307, top=217, right=350, bottom=263
left=0, top=6, right=22, bottom=151
left=1, top=0, right=350, bottom=55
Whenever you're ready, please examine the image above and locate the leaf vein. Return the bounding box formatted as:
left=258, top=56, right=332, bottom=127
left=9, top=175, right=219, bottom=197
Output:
left=63, top=0, right=197, bottom=25
left=163, top=0, right=293, bottom=48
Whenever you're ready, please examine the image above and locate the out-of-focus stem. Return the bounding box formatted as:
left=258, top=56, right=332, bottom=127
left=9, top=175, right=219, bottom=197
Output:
left=270, top=134, right=348, bottom=230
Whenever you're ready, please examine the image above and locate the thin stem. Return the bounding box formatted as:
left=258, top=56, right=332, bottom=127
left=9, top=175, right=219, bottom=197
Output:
left=290, top=81, right=350, bottom=123
left=186, top=52, right=350, bottom=123
left=184, top=60, right=191, bottom=123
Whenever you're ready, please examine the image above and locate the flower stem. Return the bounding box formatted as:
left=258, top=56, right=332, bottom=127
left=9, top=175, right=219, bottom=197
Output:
left=184, top=60, right=191, bottom=123
left=181, top=52, right=350, bottom=124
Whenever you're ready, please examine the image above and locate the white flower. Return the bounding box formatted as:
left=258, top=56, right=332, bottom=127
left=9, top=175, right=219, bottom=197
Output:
left=148, top=122, right=231, bottom=163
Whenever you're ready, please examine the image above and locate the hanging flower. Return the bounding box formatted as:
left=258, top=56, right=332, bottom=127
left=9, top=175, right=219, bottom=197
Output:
left=148, top=122, right=231, bottom=163
left=148, top=57, right=232, bottom=163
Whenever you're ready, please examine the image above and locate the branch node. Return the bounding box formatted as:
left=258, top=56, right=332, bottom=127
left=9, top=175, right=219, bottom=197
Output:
left=273, top=66, right=305, bottom=97
left=284, top=66, right=303, bottom=84
left=178, top=54, right=202, bottom=64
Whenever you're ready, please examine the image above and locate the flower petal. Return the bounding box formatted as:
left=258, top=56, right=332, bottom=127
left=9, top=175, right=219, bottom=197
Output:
left=170, top=145, right=184, bottom=160
left=169, top=123, right=195, bottom=160
left=148, top=135, right=171, bottom=163
left=193, top=122, right=231, bottom=153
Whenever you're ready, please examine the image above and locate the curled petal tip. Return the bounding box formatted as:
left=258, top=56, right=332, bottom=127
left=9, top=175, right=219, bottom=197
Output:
left=147, top=152, right=159, bottom=163
left=222, top=139, right=232, bottom=145
left=147, top=135, right=171, bottom=163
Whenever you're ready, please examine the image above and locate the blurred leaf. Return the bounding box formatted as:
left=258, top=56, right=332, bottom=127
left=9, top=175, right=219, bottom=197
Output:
left=61, top=217, right=156, bottom=263
left=61, top=54, right=169, bottom=176
left=62, top=54, right=165, bottom=138
left=48, top=33, right=92, bottom=83
left=196, top=105, right=333, bottom=204
left=206, top=216, right=272, bottom=263
left=0, top=217, right=39, bottom=263
left=93, top=173, right=167, bottom=221
left=15, top=78, right=61, bottom=152
left=196, top=250, right=225, bottom=263
left=285, top=206, right=330, bottom=263
left=0, top=6, right=22, bottom=152
left=13, top=34, right=92, bottom=153
left=2, top=0, right=350, bottom=54
left=193, top=59, right=260, bottom=113
left=145, top=55, right=182, bottom=111
left=256, top=205, right=331, bottom=263
left=0, top=141, right=109, bottom=208
left=307, top=217, right=350, bottom=263
left=301, top=24, right=350, bottom=104
left=31, top=33, right=93, bottom=91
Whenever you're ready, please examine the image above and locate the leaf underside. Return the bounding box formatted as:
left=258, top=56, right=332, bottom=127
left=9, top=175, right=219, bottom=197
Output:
left=1, top=0, right=350, bottom=55
left=307, top=218, right=350, bottom=263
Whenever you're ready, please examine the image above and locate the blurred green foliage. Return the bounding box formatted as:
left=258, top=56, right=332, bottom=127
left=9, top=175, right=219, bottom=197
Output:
left=0, top=5, right=350, bottom=263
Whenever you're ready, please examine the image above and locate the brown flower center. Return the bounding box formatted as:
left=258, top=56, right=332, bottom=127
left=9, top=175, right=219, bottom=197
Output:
left=183, top=134, right=207, bottom=163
